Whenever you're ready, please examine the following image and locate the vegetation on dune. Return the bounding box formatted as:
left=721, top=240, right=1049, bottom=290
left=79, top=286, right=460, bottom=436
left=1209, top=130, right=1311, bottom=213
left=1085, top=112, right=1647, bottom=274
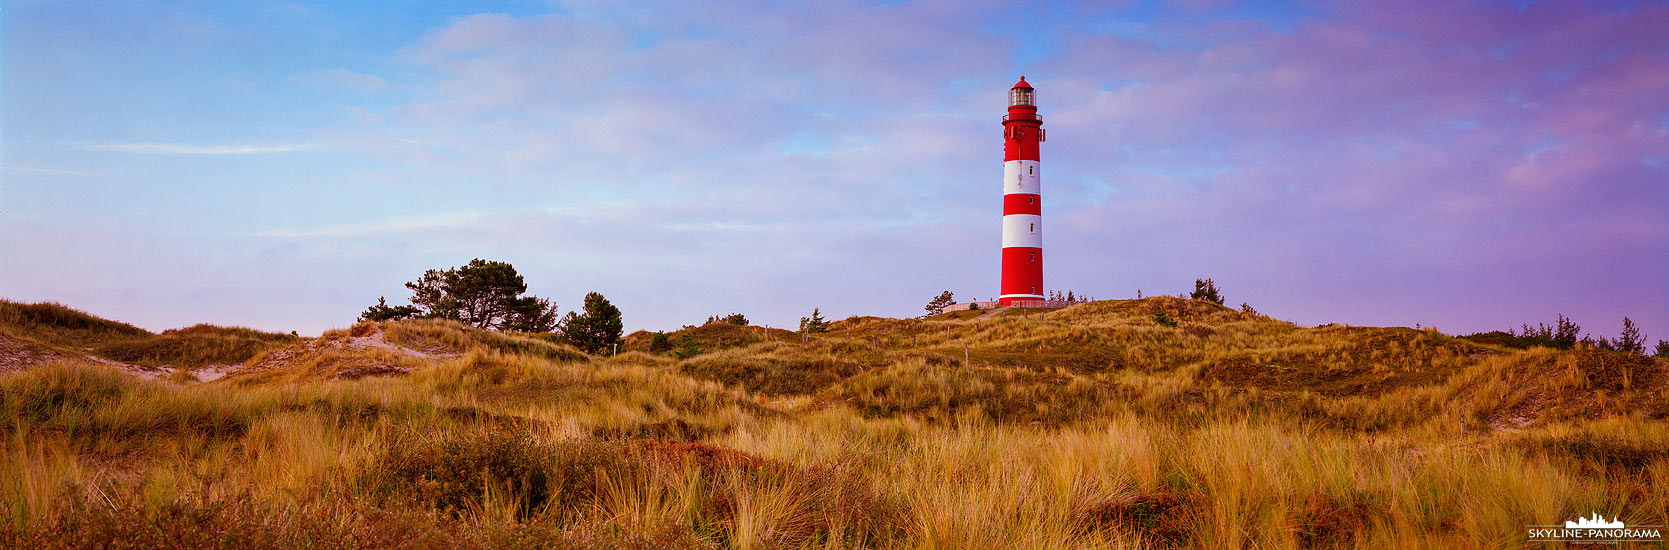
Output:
left=1189, top=278, right=1224, bottom=306
left=0, top=301, right=150, bottom=350
left=557, top=292, right=624, bottom=355
left=2, top=297, right=1666, bottom=548
left=0, top=300, right=299, bottom=376
left=923, top=291, right=955, bottom=316
left=95, top=324, right=299, bottom=369
left=799, top=308, right=830, bottom=334
left=359, top=258, right=560, bottom=333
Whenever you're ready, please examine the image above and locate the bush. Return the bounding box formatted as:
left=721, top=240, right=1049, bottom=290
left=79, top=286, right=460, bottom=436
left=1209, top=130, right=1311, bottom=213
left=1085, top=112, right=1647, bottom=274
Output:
left=668, top=334, right=702, bottom=360
left=705, top=313, right=748, bottom=326
left=798, top=307, right=829, bottom=333
left=1152, top=311, right=1177, bottom=328
left=372, top=427, right=620, bottom=519
left=1503, top=314, right=1581, bottom=349
left=648, top=331, right=671, bottom=353
left=1190, top=278, right=1224, bottom=305
left=359, top=296, right=421, bottom=322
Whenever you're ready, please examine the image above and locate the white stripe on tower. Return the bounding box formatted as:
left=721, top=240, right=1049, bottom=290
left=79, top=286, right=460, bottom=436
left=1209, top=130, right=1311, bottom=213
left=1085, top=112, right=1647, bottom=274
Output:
left=1003, top=160, right=1040, bottom=195
left=1001, top=215, right=1042, bottom=248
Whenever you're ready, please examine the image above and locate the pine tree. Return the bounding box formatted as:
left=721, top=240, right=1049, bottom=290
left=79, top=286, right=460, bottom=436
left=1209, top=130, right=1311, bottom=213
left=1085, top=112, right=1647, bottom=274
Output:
left=924, top=291, right=956, bottom=315
left=1190, top=278, right=1224, bottom=306
left=799, top=307, right=829, bottom=333
left=1613, top=317, right=1646, bottom=354
left=367, top=259, right=556, bottom=330
left=358, top=296, right=420, bottom=322
left=559, top=292, right=623, bottom=354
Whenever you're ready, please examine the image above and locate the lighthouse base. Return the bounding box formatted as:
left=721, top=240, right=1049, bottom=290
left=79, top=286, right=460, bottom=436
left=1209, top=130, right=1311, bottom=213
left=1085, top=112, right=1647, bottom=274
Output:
left=998, top=294, right=1046, bottom=306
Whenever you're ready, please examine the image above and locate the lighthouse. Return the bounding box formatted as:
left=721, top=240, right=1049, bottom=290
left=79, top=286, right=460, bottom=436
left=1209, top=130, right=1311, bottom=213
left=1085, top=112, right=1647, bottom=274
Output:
left=999, top=77, right=1045, bottom=305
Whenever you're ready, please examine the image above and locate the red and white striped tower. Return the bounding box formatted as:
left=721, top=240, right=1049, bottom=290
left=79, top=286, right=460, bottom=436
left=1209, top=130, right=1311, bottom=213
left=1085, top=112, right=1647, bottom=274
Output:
left=1000, top=76, right=1045, bottom=305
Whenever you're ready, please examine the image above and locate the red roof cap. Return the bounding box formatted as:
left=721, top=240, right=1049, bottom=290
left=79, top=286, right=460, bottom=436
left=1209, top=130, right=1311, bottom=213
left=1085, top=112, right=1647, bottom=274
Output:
left=1012, top=76, right=1032, bottom=89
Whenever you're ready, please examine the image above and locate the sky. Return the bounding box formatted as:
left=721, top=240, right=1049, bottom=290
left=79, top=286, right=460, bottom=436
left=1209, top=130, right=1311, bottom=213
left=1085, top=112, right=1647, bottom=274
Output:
left=2, top=0, right=1665, bottom=340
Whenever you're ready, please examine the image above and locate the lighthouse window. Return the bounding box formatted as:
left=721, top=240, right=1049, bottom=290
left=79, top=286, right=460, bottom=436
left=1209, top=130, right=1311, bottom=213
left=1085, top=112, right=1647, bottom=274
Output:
left=1030, top=251, right=1035, bottom=262
left=1029, top=223, right=1034, bottom=233
left=1029, top=166, right=1033, bottom=174
left=1028, top=196, right=1034, bottom=205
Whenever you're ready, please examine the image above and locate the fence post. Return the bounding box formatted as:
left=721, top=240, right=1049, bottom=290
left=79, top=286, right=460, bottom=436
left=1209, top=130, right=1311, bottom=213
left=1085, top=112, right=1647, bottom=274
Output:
left=963, top=343, right=970, bottom=368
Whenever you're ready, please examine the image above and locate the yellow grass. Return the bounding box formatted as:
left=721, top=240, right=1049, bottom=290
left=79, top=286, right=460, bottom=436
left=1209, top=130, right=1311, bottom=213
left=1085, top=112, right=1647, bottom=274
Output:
left=2, top=298, right=1665, bottom=548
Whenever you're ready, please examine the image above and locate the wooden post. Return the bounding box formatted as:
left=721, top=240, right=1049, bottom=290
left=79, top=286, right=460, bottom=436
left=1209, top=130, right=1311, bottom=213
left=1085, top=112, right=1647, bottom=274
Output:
left=612, top=343, right=617, bottom=356
left=963, top=343, right=970, bottom=368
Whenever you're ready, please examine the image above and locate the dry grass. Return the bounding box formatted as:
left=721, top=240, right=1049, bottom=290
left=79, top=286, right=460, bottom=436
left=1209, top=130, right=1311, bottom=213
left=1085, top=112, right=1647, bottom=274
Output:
left=2, top=297, right=1666, bottom=548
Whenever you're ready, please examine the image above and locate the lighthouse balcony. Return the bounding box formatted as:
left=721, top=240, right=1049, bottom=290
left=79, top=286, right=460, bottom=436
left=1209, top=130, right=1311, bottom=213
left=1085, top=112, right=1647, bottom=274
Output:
left=1001, top=113, right=1042, bottom=123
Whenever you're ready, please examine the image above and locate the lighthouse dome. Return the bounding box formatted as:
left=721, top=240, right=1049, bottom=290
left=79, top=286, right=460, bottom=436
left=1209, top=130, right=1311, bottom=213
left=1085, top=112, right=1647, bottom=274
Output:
left=1009, top=76, right=1035, bottom=106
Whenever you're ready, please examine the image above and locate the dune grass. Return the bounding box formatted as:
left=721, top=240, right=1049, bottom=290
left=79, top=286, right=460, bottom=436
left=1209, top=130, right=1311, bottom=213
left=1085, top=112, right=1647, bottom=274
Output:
left=2, top=298, right=1666, bottom=548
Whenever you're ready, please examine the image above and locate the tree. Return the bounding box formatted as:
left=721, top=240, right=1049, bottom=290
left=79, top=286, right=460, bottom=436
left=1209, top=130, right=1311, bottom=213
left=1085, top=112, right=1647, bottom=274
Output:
left=359, top=296, right=420, bottom=322
left=1239, top=302, right=1258, bottom=315
left=799, top=307, right=829, bottom=333
left=668, top=334, right=701, bottom=359
left=1553, top=314, right=1581, bottom=348
left=924, top=291, right=955, bottom=315
left=1190, top=278, right=1224, bottom=306
left=1510, top=314, right=1582, bottom=349
left=559, top=292, right=624, bottom=354
left=1066, top=290, right=1075, bottom=302
left=1654, top=339, right=1669, bottom=358
left=1613, top=317, right=1646, bottom=354
left=504, top=296, right=559, bottom=333
left=648, top=331, right=671, bottom=353
left=366, top=259, right=558, bottom=331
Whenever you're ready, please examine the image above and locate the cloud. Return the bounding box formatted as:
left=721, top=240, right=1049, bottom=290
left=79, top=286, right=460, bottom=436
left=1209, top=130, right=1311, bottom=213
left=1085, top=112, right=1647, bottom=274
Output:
left=1, top=166, right=87, bottom=176
left=289, top=68, right=390, bottom=91
left=6, top=1, right=1664, bottom=337
left=77, top=142, right=320, bottom=155
left=257, top=211, right=486, bottom=238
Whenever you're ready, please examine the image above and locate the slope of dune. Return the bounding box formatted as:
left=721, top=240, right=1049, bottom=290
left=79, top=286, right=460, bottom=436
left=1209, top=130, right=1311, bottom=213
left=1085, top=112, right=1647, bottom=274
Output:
left=2, top=297, right=1665, bottom=548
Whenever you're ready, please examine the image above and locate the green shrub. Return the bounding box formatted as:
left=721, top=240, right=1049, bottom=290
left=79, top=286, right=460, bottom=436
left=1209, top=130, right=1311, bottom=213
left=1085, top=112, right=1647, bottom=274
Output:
left=372, top=427, right=621, bottom=519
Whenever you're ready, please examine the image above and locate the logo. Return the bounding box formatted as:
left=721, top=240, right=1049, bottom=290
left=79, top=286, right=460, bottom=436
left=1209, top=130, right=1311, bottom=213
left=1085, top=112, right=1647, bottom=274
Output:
left=1528, top=512, right=1663, bottom=545
left=1567, top=513, right=1625, bottom=529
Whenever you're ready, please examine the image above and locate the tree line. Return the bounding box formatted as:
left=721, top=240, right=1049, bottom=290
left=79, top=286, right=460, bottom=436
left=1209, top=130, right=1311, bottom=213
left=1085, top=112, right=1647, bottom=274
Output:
left=359, top=259, right=623, bottom=354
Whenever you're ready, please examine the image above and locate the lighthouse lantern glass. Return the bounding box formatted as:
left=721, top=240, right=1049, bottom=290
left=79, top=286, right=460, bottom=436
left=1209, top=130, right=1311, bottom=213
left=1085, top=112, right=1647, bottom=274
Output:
left=1009, top=87, right=1034, bottom=106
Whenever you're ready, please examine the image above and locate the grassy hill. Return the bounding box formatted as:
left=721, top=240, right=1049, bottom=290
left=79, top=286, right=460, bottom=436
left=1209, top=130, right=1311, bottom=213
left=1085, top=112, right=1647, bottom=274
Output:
left=1, top=297, right=1664, bottom=548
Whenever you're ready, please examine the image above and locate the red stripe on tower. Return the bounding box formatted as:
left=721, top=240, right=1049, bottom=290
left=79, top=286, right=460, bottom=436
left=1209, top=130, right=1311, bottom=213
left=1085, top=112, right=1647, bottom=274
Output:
left=999, top=76, right=1044, bottom=305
